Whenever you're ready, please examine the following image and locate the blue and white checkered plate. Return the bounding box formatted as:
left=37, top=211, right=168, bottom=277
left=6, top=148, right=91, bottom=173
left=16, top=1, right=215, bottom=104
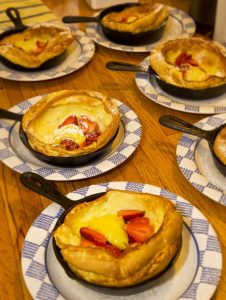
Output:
left=136, top=57, right=226, bottom=114
left=0, top=96, right=141, bottom=181
left=177, top=113, right=226, bottom=205
left=21, top=182, right=222, bottom=300
left=0, top=29, right=95, bottom=81
left=86, top=7, right=195, bottom=53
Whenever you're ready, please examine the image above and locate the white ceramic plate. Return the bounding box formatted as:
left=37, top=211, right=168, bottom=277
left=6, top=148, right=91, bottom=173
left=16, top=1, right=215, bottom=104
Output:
left=177, top=113, right=226, bottom=205
left=86, top=6, right=195, bottom=53
left=0, top=29, right=95, bottom=81
left=135, top=57, right=226, bottom=114
left=21, top=182, right=222, bottom=300
left=0, top=96, right=141, bottom=181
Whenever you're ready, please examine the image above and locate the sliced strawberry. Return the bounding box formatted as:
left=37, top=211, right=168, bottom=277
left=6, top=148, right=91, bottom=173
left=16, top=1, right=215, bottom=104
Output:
left=80, top=227, right=107, bottom=246
left=60, top=139, right=78, bottom=150
left=105, top=244, right=123, bottom=257
left=129, top=216, right=150, bottom=224
left=185, top=58, right=199, bottom=66
left=80, top=236, right=123, bottom=257
left=33, top=40, right=47, bottom=54
left=83, top=140, right=95, bottom=147
left=85, top=130, right=100, bottom=141
left=117, top=210, right=145, bottom=221
left=58, top=115, right=78, bottom=128
left=121, top=16, right=128, bottom=23
left=125, top=218, right=154, bottom=243
left=37, top=40, right=47, bottom=48
left=80, top=239, right=97, bottom=248
left=79, top=116, right=99, bottom=134
left=175, top=52, right=190, bottom=65
left=175, top=52, right=198, bottom=67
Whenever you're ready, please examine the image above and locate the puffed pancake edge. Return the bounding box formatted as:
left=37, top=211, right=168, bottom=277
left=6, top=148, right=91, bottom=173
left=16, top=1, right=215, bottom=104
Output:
left=22, top=90, right=120, bottom=157
left=54, top=190, right=183, bottom=287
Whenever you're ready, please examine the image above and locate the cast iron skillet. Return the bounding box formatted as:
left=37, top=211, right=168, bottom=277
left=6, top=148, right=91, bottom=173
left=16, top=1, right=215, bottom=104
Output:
left=20, top=171, right=182, bottom=295
left=159, top=115, right=226, bottom=176
left=0, top=7, right=68, bottom=70
left=62, top=3, right=168, bottom=46
left=106, top=61, right=226, bottom=100
left=0, top=108, right=119, bottom=167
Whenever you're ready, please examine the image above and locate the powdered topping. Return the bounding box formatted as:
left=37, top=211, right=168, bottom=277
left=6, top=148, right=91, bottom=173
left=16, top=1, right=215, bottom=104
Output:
left=52, top=124, right=85, bottom=146
left=51, top=115, right=101, bottom=150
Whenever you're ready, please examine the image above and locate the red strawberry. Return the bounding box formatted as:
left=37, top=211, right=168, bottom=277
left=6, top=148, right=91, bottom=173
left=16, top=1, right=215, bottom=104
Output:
left=129, top=216, right=150, bottom=224
left=125, top=217, right=154, bottom=243
left=121, top=16, right=129, bottom=23
left=60, top=139, right=78, bottom=150
left=175, top=52, right=190, bottom=65
left=117, top=210, right=145, bottom=221
left=79, top=116, right=99, bottom=134
left=80, top=236, right=123, bottom=257
left=85, top=130, right=100, bottom=141
left=83, top=140, right=95, bottom=147
left=80, top=227, right=107, bottom=246
left=58, top=115, right=78, bottom=128
left=33, top=40, right=47, bottom=54
left=175, top=52, right=198, bottom=67
left=185, top=58, right=199, bottom=66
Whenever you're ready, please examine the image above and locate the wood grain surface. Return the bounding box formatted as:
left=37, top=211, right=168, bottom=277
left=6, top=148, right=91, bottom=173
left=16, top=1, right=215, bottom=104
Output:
left=0, top=1, right=225, bottom=299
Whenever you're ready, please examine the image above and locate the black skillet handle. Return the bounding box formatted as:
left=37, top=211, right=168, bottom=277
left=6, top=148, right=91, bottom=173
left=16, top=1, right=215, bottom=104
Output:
left=5, top=7, right=26, bottom=30
left=106, top=61, right=146, bottom=73
left=0, top=108, right=23, bottom=121
left=20, top=172, right=75, bottom=210
left=62, top=16, right=99, bottom=23
left=159, top=115, right=209, bottom=139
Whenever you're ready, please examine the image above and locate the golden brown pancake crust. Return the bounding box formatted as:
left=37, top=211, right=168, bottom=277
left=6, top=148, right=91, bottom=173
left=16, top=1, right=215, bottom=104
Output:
left=53, top=190, right=183, bottom=287
left=0, top=24, right=75, bottom=68
left=150, top=37, right=226, bottom=89
left=22, top=90, right=120, bottom=157
left=101, top=4, right=168, bottom=34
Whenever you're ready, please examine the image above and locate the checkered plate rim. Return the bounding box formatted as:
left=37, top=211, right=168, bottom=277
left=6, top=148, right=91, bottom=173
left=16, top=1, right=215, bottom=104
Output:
left=0, top=95, right=142, bottom=181
left=21, top=182, right=222, bottom=300
left=135, top=57, right=226, bottom=114
left=86, top=6, right=195, bottom=53
left=177, top=113, right=226, bottom=205
left=0, top=29, right=95, bottom=82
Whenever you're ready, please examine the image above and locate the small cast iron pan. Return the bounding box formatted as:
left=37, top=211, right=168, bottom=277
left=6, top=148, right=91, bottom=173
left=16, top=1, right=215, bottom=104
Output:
left=0, top=7, right=68, bottom=70
left=62, top=3, right=167, bottom=46
left=20, top=171, right=182, bottom=295
left=159, top=115, right=226, bottom=176
left=0, top=108, right=119, bottom=167
left=106, top=61, right=226, bottom=100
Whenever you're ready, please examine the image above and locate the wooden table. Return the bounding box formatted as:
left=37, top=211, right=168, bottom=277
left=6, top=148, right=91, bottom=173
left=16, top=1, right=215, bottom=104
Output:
left=0, top=1, right=225, bottom=299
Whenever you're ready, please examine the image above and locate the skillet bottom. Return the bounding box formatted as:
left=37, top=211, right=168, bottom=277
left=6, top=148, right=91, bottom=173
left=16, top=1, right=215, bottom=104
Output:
left=0, top=51, right=67, bottom=71
left=154, top=74, right=226, bottom=100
